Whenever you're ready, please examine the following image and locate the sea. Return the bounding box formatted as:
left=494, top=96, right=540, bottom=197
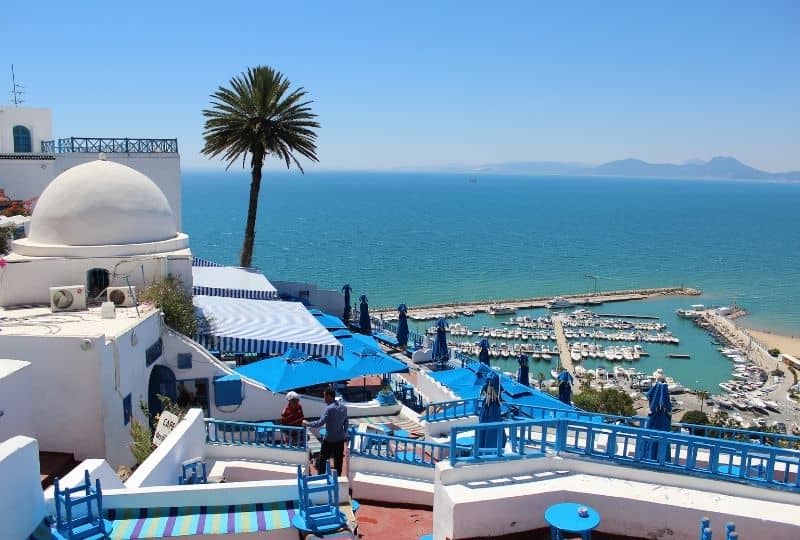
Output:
left=183, top=171, right=800, bottom=392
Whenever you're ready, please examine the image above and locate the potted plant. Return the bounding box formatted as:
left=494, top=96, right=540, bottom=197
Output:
left=376, top=385, right=396, bottom=405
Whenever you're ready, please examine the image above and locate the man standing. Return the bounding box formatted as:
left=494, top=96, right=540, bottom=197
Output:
left=303, top=388, right=348, bottom=476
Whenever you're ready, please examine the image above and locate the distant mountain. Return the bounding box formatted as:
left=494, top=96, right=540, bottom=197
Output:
left=458, top=157, right=800, bottom=181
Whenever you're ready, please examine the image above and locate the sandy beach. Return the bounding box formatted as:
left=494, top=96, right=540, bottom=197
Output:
left=745, top=329, right=800, bottom=358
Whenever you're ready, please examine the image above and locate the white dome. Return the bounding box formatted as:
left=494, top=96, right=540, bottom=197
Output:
left=26, top=160, right=177, bottom=246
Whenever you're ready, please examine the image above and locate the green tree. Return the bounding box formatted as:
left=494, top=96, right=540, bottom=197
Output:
left=202, top=66, right=320, bottom=268
left=696, top=390, right=710, bottom=413
left=573, top=388, right=635, bottom=416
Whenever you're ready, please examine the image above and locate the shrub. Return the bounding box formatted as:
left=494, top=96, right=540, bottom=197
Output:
left=140, top=275, right=204, bottom=336
left=768, top=348, right=781, bottom=357
left=129, top=418, right=154, bottom=465
left=0, top=225, right=12, bottom=255
left=573, top=388, right=635, bottom=416
left=681, top=410, right=710, bottom=426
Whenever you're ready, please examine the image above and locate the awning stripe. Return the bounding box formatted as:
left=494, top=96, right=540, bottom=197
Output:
left=194, top=296, right=342, bottom=357
left=192, top=285, right=278, bottom=300
left=192, top=257, right=223, bottom=267
left=192, top=265, right=279, bottom=301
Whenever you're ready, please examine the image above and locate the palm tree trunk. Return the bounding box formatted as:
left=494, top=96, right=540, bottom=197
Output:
left=240, top=153, right=264, bottom=268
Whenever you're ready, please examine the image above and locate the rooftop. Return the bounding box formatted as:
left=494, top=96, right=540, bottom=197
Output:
left=0, top=303, right=158, bottom=338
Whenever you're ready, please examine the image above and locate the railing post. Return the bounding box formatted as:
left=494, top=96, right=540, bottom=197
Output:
left=699, top=518, right=710, bottom=540
left=125, top=138, right=129, bottom=153
left=555, top=419, right=567, bottom=453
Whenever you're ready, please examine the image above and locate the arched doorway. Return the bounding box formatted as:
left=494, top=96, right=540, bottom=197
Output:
left=147, top=365, right=176, bottom=424
left=86, top=268, right=110, bottom=302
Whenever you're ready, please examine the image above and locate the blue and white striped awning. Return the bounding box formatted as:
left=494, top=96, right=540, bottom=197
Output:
left=192, top=265, right=279, bottom=300
left=192, top=256, right=223, bottom=267
left=193, top=295, right=342, bottom=357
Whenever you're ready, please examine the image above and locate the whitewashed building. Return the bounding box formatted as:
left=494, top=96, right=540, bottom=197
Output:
left=0, top=105, right=182, bottom=226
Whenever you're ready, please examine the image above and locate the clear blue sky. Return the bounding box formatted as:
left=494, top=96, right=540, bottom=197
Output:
left=4, top=0, right=799, bottom=171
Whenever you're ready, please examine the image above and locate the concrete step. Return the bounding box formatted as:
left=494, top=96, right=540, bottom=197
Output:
left=350, top=471, right=433, bottom=507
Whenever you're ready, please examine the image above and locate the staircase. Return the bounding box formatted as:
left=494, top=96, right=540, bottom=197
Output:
left=40, top=452, right=79, bottom=489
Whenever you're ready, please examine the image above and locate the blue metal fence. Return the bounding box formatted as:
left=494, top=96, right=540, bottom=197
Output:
left=41, top=137, right=178, bottom=154
left=424, top=398, right=800, bottom=449
left=423, top=397, right=480, bottom=422
left=448, top=418, right=800, bottom=492
left=204, top=419, right=306, bottom=451
left=348, top=427, right=449, bottom=467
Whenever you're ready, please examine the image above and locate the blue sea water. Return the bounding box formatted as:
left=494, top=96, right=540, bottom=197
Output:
left=184, top=171, right=800, bottom=391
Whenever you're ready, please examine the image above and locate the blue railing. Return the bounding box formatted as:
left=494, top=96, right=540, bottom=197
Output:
left=371, top=318, right=425, bottom=350
left=40, top=137, right=178, bottom=154
left=424, top=398, right=800, bottom=449
left=423, top=397, right=480, bottom=422
left=204, top=419, right=306, bottom=451
left=348, top=428, right=449, bottom=468
left=449, top=418, right=800, bottom=492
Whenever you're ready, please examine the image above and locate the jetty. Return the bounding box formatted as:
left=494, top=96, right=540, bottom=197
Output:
left=373, top=286, right=701, bottom=320
left=551, top=315, right=574, bottom=375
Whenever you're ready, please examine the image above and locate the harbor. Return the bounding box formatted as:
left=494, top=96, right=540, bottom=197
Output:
left=377, top=293, right=800, bottom=433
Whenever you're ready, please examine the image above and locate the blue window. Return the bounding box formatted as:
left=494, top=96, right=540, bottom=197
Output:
left=13, top=125, right=32, bottom=153
left=123, top=394, right=132, bottom=425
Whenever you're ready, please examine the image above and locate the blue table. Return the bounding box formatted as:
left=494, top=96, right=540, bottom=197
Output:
left=544, top=502, right=600, bottom=540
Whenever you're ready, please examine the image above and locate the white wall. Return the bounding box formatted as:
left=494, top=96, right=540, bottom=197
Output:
left=0, top=359, right=35, bottom=441
left=126, top=409, right=207, bottom=488
left=433, top=455, right=800, bottom=540
left=0, top=158, right=57, bottom=201
left=0, top=436, right=46, bottom=540
left=0, top=106, right=52, bottom=153
left=272, top=280, right=345, bottom=315
left=0, top=311, right=162, bottom=467
left=100, top=312, right=164, bottom=467
left=0, top=252, right=192, bottom=307
left=0, top=335, right=105, bottom=458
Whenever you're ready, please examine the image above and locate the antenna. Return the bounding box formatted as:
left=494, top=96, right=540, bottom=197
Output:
left=10, top=64, right=24, bottom=105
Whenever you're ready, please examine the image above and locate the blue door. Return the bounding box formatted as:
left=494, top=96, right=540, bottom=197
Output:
left=148, top=365, right=176, bottom=423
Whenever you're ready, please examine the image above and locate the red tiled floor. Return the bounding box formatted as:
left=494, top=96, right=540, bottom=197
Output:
left=354, top=502, right=433, bottom=540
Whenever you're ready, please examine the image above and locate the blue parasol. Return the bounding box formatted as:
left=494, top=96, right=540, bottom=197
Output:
left=477, top=371, right=504, bottom=451
left=342, top=284, right=352, bottom=325
left=358, top=294, right=372, bottom=335
left=516, top=354, right=530, bottom=387
left=645, top=381, right=672, bottom=460
left=431, top=318, right=449, bottom=368
left=235, top=348, right=344, bottom=392
left=557, top=370, right=573, bottom=405
left=478, top=338, right=491, bottom=366
left=396, top=304, right=409, bottom=349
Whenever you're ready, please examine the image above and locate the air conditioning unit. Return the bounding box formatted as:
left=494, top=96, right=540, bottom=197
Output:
left=107, top=286, right=137, bottom=307
left=50, top=285, right=87, bottom=312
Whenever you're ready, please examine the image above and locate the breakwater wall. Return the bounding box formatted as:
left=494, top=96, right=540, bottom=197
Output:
left=373, top=286, right=701, bottom=319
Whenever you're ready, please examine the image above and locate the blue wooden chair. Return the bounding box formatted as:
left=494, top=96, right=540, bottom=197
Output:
left=178, top=457, right=208, bottom=485
left=291, top=464, right=349, bottom=535
left=52, top=471, right=113, bottom=540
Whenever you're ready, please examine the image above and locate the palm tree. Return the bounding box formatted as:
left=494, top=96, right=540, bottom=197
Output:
left=202, top=66, right=320, bottom=267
